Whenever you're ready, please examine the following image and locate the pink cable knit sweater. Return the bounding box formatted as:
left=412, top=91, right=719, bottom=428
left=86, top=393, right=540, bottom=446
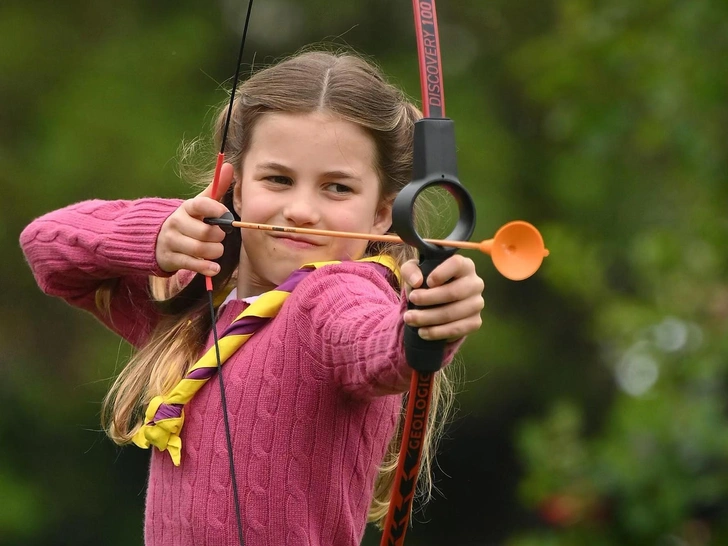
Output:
left=20, top=198, right=460, bottom=545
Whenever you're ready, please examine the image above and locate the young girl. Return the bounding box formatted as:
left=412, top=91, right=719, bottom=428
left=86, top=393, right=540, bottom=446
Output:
left=20, top=51, right=485, bottom=545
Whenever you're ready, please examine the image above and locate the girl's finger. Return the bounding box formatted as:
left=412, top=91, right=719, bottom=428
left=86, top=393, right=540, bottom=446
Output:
left=400, top=259, right=423, bottom=287
left=169, top=236, right=225, bottom=262
left=404, top=295, right=484, bottom=328
left=182, top=195, right=232, bottom=221
left=423, top=254, right=476, bottom=287
left=165, top=252, right=221, bottom=277
left=175, top=217, right=227, bottom=244
left=408, top=275, right=485, bottom=307
left=412, top=314, right=483, bottom=342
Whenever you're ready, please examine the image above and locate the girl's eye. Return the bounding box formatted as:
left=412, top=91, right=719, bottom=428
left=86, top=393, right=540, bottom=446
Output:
left=265, top=175, right=292, bottom=185
left=328, top=183, right=353, bottom=194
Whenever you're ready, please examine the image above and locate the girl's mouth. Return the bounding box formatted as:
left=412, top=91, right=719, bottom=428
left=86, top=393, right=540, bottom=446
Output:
left=271, top=234, right=321, bottom=249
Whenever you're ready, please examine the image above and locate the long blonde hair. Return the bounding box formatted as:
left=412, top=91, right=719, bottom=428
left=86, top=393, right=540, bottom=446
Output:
left=100, top=49, right=458, bottom=526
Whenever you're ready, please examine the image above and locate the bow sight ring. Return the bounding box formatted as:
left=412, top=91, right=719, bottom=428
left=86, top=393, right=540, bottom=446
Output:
left=392, top=118, right=476, bottom=258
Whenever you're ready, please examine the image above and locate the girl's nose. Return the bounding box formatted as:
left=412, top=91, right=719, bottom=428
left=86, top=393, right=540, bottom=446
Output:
left=282, top=192, right=321, bottom=226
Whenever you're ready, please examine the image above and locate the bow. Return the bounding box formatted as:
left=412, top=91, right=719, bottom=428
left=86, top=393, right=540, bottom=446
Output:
left=380, top=1, right=475, bottom=544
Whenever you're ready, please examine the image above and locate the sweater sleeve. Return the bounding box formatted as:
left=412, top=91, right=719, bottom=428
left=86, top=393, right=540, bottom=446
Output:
left=19, top=198, right=183, bottom=347
left=290, top=263, right=463, bottom=399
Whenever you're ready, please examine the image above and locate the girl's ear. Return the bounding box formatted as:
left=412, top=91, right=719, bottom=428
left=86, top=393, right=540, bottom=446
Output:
left=232, top=175, right=242, bottom=216
left=372, top=196, right=394, bottom=235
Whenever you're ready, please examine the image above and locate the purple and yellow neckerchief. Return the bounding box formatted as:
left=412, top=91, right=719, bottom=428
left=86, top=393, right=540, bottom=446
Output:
left=131, top=255, right=400, bottom=465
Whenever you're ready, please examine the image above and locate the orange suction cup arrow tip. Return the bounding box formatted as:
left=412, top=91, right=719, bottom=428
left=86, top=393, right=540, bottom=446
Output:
left=479, top=221, right=549, bottom=281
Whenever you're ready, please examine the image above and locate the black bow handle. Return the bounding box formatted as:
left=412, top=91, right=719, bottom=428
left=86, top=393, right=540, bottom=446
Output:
left=392, top=118, right=476, bottom=372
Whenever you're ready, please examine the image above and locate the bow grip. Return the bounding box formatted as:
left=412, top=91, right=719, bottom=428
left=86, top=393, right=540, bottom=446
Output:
left=402, top=256, right=451, bottom=372
left=392, top=118, right=476, bottom=372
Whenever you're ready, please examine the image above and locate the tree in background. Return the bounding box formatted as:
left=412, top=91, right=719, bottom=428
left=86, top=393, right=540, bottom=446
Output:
left=509, top=1, right=728, bottom=544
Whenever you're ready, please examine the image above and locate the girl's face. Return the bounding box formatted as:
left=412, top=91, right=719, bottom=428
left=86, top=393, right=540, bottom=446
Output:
left=233, top=111, right=393, bottom=297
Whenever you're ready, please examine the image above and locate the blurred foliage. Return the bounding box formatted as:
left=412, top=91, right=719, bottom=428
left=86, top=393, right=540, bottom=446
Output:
left=3, top=0, right=727, bottom=545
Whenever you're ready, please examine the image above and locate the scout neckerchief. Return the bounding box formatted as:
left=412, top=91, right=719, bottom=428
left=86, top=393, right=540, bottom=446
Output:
left=132, top=256, right=400, bottom=465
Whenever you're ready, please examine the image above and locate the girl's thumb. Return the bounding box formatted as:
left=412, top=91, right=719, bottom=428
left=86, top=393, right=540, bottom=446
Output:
left=200, top=162, right=235, bottom=201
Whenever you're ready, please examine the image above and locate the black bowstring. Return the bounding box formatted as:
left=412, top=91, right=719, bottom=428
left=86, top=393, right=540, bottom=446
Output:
left=209, top=1, right=255, bottom=544
left=220, top=0, right=255, bottom=152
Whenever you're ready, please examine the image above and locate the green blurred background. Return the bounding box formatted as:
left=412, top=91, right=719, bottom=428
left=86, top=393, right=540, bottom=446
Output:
left=3, top=0, right=728, bottom=544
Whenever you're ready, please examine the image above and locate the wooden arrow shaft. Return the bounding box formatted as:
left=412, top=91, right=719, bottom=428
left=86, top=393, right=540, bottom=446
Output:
left=229, top=220, right=486, bottom=252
